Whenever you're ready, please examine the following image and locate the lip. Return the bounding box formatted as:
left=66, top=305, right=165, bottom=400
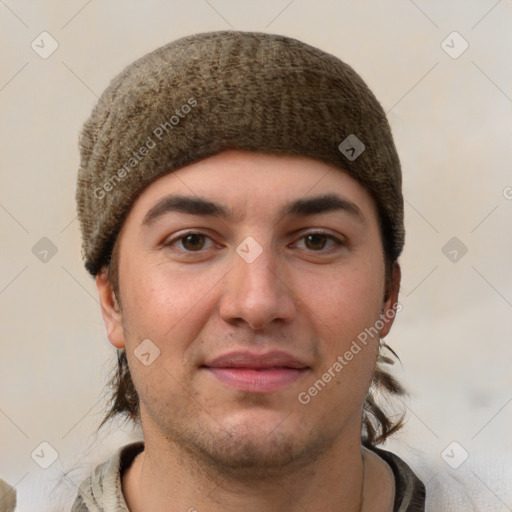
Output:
left=202, top=350, right=310, bottom=393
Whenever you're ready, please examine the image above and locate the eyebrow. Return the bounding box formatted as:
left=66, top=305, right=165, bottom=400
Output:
left=141, top=193, right=365, bottom=226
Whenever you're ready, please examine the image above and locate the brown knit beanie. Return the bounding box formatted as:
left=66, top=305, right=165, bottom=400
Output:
left=76, top=30, right=404, bottom=276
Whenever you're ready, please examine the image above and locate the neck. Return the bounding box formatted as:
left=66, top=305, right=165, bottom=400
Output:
left=123, top=428, right=368, bottom=512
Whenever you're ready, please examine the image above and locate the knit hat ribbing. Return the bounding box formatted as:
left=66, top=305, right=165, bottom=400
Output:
left=76, top=30, right=404, bottom=275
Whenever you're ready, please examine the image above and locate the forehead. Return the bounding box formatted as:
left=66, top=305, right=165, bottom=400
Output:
left=127, top=150, right=378, bottom=224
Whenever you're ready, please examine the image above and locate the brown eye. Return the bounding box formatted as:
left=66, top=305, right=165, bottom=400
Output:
left=295, top=232, right=343, bottom=252
left=180, top=234, right=207, bottom=251
left=164, top=232, right=215, bottom=252
left=304, top=234, right=329, bottom=250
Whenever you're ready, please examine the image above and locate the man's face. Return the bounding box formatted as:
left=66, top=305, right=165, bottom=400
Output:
left=98, top=149, right=399, bottom=473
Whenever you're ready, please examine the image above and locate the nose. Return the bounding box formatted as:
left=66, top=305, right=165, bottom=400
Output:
left=219, top=243, right=296, bottom=331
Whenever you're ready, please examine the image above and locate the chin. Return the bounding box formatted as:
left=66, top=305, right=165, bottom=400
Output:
left=168, top=410, right=331, bottom=478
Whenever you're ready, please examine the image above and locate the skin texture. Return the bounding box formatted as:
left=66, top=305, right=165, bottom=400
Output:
left=96, top=150, right=400, bottom=512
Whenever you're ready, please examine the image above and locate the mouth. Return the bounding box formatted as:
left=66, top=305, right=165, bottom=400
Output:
left=201, top=350, right=310, bottom=393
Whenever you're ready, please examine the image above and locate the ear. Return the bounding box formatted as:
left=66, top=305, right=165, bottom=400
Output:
left=95, top=268, right=126, bottom=349
left=379, top=262, right=401, bottom=339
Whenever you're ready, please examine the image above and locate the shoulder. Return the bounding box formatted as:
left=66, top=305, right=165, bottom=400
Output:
left=0, top=478, right=16, bottom=512
left=368, top=441, right=512, bottom=512
left=71, top=441, right=144, bottom=512
left=367, top=444, right=426, bottom=512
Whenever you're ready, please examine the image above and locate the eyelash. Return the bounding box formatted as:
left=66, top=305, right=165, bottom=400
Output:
left=163, top=230, right=345, bottom=254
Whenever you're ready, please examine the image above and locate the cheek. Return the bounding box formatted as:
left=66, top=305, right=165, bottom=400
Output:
left=120, top=260, right=190, bottom=338
left=119, top=262, right=206, bottom=418
left=312, top=263, right=385, bottom=351
left=301, top=254, right=385, bottom=402
left=119, top=258, right=228, bottom=366
left=299, top=277, right=383, bottom=423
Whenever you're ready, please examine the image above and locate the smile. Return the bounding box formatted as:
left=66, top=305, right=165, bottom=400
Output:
left=205, top=367, right=308, bottom=393
left=202, top=350, right=310, bottom=393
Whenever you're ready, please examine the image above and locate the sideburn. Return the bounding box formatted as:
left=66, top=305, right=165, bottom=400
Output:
left=100, top=235, right=141, bottom=428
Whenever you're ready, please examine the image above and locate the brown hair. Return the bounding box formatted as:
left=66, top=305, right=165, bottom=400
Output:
left=98, top=231, right=406, bottom=445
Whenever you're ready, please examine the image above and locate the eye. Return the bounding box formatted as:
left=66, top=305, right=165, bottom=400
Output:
left=163, top=230, right=344, bottom=254
left=294, top=232, right=344, bottom=251
left=165, top=232, right=216, bottom=252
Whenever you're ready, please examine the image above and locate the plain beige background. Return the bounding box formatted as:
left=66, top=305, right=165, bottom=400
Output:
left=1, top=1, right=511, bottom=511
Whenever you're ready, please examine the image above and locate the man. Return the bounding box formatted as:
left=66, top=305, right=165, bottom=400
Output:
left=72, top=30, right=425, bottom=511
